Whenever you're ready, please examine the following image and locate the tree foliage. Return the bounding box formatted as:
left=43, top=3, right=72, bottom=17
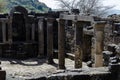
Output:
left=55, top=0, right=113, bottom=16
left=0, top=0, right=7, bottom=13
left=0, top=0, right=49, bottom=13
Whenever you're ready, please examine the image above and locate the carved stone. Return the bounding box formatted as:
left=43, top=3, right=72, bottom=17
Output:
left=94, top=21, right=106, bottom=67
left=38, top=18, right=44, bottom=58
left=58, top=19, right=65, bottom=69
left=74, top=21, right=84, bottom=68
left=46, top=18, right=54, bottom=64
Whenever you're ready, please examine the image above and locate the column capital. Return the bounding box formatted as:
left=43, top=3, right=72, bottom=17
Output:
left=45, top=18, right=55, bottom=22
left=94, top=21, right=106, bottom=31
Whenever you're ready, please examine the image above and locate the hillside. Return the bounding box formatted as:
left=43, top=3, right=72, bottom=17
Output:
left=3, top=0, right=50, bottom=13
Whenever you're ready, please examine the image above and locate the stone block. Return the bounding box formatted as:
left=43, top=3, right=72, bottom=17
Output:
left=0, top=70, right=6, bottom=80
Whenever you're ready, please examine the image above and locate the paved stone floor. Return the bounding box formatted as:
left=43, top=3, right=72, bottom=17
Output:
left=0, top=58, right=77, bottom=80
left=0, top=58, right=109, bottom=80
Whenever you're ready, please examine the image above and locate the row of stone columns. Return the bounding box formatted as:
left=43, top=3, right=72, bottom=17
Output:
left=37, top=18, right=65, bottom=68
left=0, top=18, right=13, bottom=43
left=74, top=21, right=106, bottom=68
left=37, top=17, right=106, bottom=69
left=0, top=16, right=36, bottom=43
left=38, top=18, right=55, bottom=64
left=0, top=17, right=106, bottom=69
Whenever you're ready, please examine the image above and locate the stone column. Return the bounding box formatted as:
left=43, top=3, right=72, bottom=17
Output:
left=0, top=43, right=3, bottom=57
left=2, top=21, right=6, bottom=43
left=83, top=34, right=92, bottom=61
left=38, top=18, right=44, bottom=58
left=8, top=17, right=12, bottom=43
left=31, top=23, right=35, bottom=41
left=25, top=23, right=30, bottom=42
left=94, top=21, right=106, bottom=67
left=74, top=21, right=83, bottom=68
left=46, top=18, right=54, bottom=64
left=58, top=19, right=65, bottom=69
left=91, top=37, right=95, bottom=65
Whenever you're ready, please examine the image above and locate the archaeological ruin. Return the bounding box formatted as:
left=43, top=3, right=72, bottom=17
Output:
left=0, top=6, right=120, bottom=80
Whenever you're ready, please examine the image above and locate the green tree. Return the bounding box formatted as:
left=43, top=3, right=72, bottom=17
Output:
left=0, top=0, right=7, bottom=13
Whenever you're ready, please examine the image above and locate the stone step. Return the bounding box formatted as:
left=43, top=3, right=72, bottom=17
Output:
left=66, top=53, right=75, bottom=60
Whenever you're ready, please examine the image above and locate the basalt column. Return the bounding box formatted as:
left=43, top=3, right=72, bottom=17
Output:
left=38, top=18, right=44, bottom=58
left=74, top=21, right=83, bottom=68
left=94, top=21, right=106, bottom=67
left=25, top=19, right=30, bottom=42
left=2, top=21, right=6, bottom=43
left=0, top=19, right=7, bottom=57
left=58, top=19, right=65, bottom=69
left=46, top=18, right=54, bottom=64
left=31, top=21, right=35, bottom=41
left=8, top=17, right=13, bottom=43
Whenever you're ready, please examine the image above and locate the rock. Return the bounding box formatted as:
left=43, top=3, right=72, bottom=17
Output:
left=28, top=77, right=47, bottom=80
left=109, top=64, right=120, bottom=80
left=0, top=70, right=6, bottom=80
left=103, top=51, right=113, bottom=66
left=107, top=44, right=117, bottom=54
left=86, top=61, right=93, bottom=67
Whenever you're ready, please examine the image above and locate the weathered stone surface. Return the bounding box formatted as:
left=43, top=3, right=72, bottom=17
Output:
left=38, top=18, right=44, bottom=58
left=103, top=51, right=113, bottom=66
left=58, top=19, right=65, bottom=69
left=27, top=68, right=111, bottom=80
left=46, top=18, right=54, bottom=64
left=0, top=70, right=6, bottom=80
left=94, top=21, right=106, bottom=67
left=10, top=6, right=28, bottom=17
left=74, top=21, right=84, bottom=68
left=109, top=64, right=120, bottom=80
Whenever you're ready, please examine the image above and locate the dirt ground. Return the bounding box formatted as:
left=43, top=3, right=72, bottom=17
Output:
left=0, top=58, right=88, bottom=80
